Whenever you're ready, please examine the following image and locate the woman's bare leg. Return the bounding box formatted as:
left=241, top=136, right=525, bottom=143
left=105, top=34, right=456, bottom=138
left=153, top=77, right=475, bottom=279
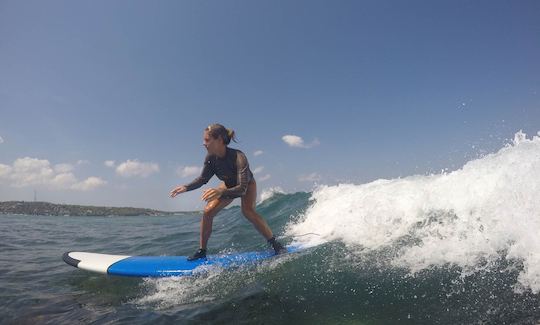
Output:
left=200, top=185, right=233, bottom=249
left=241, top=180, right=274, bottom=240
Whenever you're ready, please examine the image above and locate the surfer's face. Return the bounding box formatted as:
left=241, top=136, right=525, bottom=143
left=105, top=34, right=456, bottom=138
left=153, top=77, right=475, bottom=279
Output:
left=203, top=131, right=223, bottom=154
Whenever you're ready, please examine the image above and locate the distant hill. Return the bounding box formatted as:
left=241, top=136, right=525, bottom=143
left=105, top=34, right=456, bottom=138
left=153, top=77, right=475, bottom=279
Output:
left=0, top=201, right=198, bottom=217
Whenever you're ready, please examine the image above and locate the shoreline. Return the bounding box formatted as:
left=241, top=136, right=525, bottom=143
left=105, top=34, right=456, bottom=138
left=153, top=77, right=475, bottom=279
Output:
left=0, top=201, right=201, bottom=217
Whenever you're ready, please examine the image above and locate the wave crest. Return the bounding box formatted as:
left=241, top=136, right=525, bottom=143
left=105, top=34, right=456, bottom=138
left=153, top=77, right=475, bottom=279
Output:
left=287, top=131, right=540, bottom=292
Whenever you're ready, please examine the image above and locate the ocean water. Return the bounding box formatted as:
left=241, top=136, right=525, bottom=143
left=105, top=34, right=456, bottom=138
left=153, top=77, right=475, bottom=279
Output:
left=1, top=131, right=540, bottom=324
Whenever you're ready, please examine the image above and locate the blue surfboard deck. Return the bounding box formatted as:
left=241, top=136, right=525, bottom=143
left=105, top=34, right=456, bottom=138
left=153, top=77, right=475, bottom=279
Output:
left=63, top=245, right=303, bottom=277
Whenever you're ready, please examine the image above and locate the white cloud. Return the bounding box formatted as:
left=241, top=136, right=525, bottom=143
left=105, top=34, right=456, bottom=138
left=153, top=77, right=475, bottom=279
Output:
left=116, top=159, right=160, bottom=178
left=253, top=150, right=264, bottom=156
left=51, top=172, right=78, bottom=188
left=54, top=163, right=74, bottom=173
left=0, top=163, right=12, bottom=177
left=0, top=136, right=4, bottom=144
left=282, top=135, right=304, bottom=147
left=282, top=134, right=320, bottom=149
left=252, top=166, right=264, bottom=174
left=10, top=157, right=55, bottom=187
left=298, top=172, right=321, bottom=182
left=258, top=174, right=271, bottom=181
left=176, top=165, right=202, bottom=178
left=104, top=160, right=116, bottom=168
left=77, top=160, right=90, bottom=165
left=0, top=157, right=106, bottom=191
left=50, top=173, right=107, bottom=191
left=72, top=176, right=107, bottom=191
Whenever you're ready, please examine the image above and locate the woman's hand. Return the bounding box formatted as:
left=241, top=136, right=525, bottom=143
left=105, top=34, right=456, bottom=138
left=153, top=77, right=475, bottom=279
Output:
left=170, top=185, right=187, bottom=198
left=201, top=187, right=224, bottom=202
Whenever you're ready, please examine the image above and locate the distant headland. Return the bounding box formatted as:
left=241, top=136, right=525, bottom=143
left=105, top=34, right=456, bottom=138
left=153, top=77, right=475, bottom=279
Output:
left=0, top=201, right=200, bottom=217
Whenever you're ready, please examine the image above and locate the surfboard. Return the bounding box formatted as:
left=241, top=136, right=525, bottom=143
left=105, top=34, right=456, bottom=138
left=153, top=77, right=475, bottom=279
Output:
left=63, top=245, right=302, bottom=277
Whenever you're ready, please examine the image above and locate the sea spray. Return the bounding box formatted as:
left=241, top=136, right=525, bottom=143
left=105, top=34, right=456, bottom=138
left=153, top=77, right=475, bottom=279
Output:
left=136, top=254, right=299, bottom=310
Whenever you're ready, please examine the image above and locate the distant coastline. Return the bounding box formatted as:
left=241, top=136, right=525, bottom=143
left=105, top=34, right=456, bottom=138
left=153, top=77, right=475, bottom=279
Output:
left=0, top=201, right=200, bottom=217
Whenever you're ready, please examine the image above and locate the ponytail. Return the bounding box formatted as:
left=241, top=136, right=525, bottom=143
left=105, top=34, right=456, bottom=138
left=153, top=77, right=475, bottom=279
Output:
left=226, top=128, right=237, bottom=144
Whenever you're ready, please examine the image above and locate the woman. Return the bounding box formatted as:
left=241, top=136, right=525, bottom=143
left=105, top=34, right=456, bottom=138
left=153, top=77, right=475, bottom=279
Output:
left=170, top=123, right=286, bottom=261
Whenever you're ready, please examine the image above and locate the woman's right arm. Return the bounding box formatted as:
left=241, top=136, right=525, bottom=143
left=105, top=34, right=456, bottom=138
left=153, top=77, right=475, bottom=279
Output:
left=170, top=155, right=214, bottom=197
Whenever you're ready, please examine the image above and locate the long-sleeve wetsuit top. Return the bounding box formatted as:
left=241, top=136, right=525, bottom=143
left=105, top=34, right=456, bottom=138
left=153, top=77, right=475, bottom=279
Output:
left=183, top=147, right=254, bottom=199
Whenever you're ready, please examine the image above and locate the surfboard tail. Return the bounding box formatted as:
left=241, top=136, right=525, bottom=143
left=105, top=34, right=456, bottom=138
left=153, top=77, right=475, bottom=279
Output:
left=62, top=251, right=131, bottom=274
left=62, top=251, right=80, bottom=268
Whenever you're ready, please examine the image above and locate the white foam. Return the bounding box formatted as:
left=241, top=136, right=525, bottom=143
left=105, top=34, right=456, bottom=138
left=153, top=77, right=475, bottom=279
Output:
left=258, top=186, right=285, bottom=203
left=286, top=131, right=540, bottom=292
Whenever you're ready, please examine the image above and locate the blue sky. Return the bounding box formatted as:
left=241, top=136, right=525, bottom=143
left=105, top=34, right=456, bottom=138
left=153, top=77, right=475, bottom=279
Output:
left=1, top=0, right=539, bottom=211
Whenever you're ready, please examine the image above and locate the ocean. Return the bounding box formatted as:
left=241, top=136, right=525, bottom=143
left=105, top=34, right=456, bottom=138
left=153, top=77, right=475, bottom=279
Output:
left=1, top=131, right=540, bottom=324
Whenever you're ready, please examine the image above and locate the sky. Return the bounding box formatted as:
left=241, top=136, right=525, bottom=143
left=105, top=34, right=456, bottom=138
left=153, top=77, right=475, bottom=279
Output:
left=1, top=0, right=539, bottom=211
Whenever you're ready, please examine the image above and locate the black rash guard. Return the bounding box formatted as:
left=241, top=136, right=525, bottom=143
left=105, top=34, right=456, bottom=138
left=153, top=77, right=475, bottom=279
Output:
left=183, top=147, right=254, bottom=199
